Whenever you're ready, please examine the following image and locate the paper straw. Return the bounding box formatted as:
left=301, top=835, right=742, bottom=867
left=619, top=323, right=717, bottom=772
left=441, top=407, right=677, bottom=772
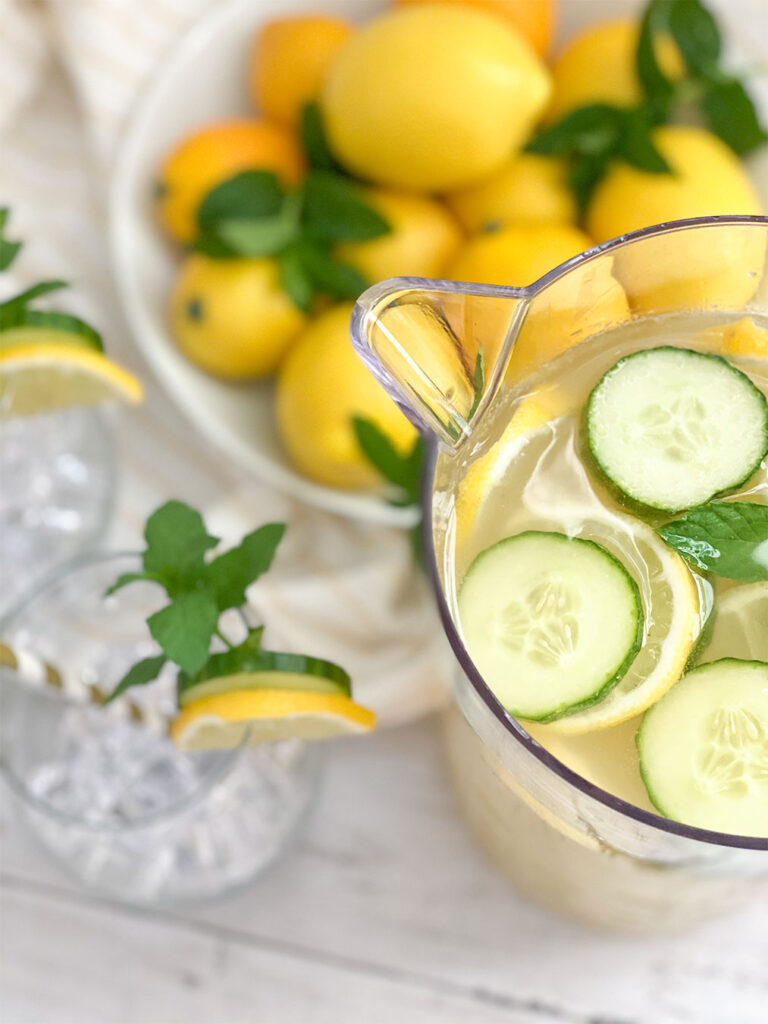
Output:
left=0, top=642, right=170, bottom=734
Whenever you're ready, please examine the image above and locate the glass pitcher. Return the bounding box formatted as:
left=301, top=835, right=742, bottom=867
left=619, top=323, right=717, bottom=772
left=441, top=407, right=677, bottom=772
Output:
left=350, top=216, right=768, bottom=933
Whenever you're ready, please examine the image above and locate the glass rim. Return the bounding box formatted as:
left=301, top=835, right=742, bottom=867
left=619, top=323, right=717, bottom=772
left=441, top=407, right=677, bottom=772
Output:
left=418, top=215, right=768, bottom=853
left=0, top=549, right=245, bottom=833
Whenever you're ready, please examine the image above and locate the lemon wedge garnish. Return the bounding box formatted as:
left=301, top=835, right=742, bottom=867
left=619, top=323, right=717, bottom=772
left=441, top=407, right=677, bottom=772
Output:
left=699, top=582, right=768, bottom=663
left=0, top=342, right=142, bottom=418
left=170, top=689, right=376, bottom=752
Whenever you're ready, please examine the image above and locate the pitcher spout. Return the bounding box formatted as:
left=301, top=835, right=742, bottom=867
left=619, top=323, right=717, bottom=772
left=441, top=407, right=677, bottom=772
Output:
left=350, top=278, right=527, bottom=447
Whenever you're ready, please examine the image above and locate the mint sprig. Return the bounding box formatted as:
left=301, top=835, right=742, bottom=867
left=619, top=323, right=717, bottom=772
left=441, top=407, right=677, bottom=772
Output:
left=190, top=104, right=390, bottom=311
left=103, top=502, right=346, bottom=703
left=0, top=208, right=103, bottom=349
left=657, top=502, right=768, bottom=582
left=527, top=0, right=767, bottom=210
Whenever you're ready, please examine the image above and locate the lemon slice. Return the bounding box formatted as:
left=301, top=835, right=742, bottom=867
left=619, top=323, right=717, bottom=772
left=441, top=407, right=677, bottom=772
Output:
left=721, top=317, right=768, bottom=360
left=0, top=343, right=142, bottom=418
left=699, top=582, right=768, bottom=663
left=541, top=510, right=700, bottom=735
left=171, top=689, right=376, bottom=752
left=455, top=386, right=571, bottom=548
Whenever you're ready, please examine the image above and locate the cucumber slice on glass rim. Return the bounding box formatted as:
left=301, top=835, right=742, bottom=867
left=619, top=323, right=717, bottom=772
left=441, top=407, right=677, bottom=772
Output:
left=587, top=347, right=768, bottom=513
left=178, top=636, right=351, bottom=707
left=637, top=658, right=768, bottom=838
left=458, top=530, right=644, bottom=722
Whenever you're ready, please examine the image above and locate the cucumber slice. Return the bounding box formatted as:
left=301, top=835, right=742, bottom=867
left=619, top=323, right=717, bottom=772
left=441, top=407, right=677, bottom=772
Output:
left=458, top=531, right=643, bottom=722
left=637, top=659, right=768, bottom=837
left=0, top=314, right=103, bottom=352
left=587, top=347, right=768, bottom=513
left=179, top=644, right=351, bottom=707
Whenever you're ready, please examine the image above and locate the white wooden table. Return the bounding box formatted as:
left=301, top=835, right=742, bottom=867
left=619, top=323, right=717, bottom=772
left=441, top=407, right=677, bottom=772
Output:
left=2, top=708, right=767, bottom=1023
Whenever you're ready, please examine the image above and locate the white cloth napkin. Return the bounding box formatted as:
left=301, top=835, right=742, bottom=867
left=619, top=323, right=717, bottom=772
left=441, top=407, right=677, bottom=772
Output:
left=0, top=0, right=453, bottom=725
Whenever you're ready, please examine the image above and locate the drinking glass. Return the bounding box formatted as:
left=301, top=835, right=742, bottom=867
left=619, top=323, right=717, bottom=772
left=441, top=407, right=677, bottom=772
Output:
left=0, top=407, right=115, bottom=618
left=351, top=216, right=768, bottom=932
left=0, top=552, right=318, bottom=906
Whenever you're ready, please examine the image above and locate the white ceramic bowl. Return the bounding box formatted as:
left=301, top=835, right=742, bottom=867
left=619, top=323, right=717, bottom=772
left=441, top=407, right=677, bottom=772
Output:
left=110, top=0, right=767, bottom=524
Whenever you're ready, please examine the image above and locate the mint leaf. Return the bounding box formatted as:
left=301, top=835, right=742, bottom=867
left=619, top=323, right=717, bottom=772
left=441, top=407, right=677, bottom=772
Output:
left=298, top=240, right=370, bottom=300
left=567, top=154, right=610, bottom=214
left=148, top=590, right=219, bottom=675
left=302, top=170, right=390, bottom=243
left=197, top=171, right=284, bottom=233
left=13, top=309, right=103, bottom=350
left=217, top=213, right=300, bottom=256
left=0, top=280, right=69, bottom=330
left=701, top=79, right=768, bottom=155
left=636, top=0, right=676, bottom=116
left=279, top=243, right=314, bottom=312
left=143, top=500, right=219, bottom=591
left=468, top=350, right=485, bottom=420
left=617, top=108, right=672, bottom=172
left=526, top=105, right=626, bottom=157
left=103, top=655, right=167, bottom=704
left=192, top=232, right=239, bottom=258
left=0, top=208, right=22, bottom=271
left=205, top=522, right=286, bottom=610
left=105, top=572, right=154, bottom=597
left=353, top=417, right=423, bottom=501
left=668, top=0, right=721, bottom=78
left=657, top=502, right=768, bottom=582
left=300, top=102, right=339, bottom=171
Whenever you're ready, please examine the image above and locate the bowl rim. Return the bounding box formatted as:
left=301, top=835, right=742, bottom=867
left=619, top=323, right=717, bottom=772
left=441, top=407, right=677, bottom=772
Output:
left=108, top=0, right=417, bottom=528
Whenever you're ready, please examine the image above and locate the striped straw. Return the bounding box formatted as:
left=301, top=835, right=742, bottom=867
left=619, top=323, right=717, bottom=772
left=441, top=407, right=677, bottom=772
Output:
left=0, top=642, right=171, bottom=735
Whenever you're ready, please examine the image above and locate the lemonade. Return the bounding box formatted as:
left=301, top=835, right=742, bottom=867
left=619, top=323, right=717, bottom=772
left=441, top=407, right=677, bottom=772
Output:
left=435, top=311, right=768, bottom=928
left=351, top=218, right=768, bottom=931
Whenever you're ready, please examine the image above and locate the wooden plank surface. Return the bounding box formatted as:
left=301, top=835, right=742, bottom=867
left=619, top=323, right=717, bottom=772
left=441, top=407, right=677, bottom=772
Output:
left=2, top=721, right=767, bottom=1024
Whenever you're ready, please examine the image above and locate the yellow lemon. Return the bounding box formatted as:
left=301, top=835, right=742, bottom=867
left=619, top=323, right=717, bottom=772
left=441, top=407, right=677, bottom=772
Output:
left=250, top=15, right=354, bottom=127
left=155, top=119, right=305, bottom=244
left=447, top=223, right=629, bottom=380
left=395, top=0, right=557, bottom=59
left=446, top=154, right=577, bottom=233
left=276, top=303, right=417, bottom=490
left=586, top=126, right=764, bottom=312
left=336, top=188, right=463, bottom=282
left=545, top=18, right=683, bottom=124
left=170, top=254, right=306, bottom=379
left=321, top=5, right=551, bottom=191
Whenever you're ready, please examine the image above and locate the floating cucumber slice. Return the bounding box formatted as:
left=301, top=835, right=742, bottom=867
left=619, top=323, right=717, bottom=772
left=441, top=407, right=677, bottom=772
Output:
left=587, top=347, right=768, bottom=513
left=458, top=531, right=643, bottom=722
left=637, top=659, right=768, bottom=837
left=178, top=647, right=351, bottom=707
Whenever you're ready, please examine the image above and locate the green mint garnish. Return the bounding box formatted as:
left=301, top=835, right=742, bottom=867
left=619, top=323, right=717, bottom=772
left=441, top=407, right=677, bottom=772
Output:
left=189, top=107, right=390, bottom=311
left=103, top=502, right=347, bottom=704
left=527, top=0, right=767, bottom=210
left=0, top=209, right=103, bottom=348
left=657, top=502, right=768, bottom=582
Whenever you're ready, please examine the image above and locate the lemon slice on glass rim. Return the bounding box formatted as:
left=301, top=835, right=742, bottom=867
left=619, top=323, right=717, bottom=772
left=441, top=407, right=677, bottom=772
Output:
left=0, top=342, right=142, bottom=417
left=171, top=689, right=376, bottom=752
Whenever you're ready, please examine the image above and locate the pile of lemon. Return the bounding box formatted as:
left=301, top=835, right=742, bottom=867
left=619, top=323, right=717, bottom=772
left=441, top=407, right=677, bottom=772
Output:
left=156, top=1, right=763, bottom=493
